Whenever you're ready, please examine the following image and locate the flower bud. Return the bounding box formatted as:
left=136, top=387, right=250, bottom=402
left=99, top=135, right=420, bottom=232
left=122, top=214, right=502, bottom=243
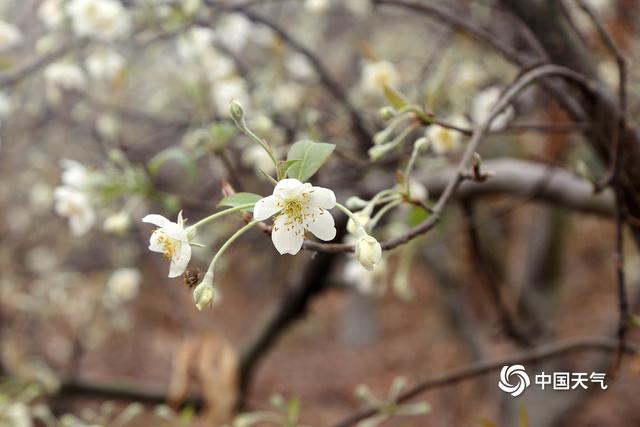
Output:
left=345, top=196, right=368, bottom=210
left=193, top=272, right=216, bottom=310
left=355, top=234, right=382, bottom=271
left=379, top=106, right=396, bottom=120
left=347, top=210, right=370, bottom=235
left=228, top=100, right=245, bottom=124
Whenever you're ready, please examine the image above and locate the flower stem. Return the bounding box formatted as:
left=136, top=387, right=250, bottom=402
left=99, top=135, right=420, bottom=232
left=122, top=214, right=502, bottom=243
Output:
left=188, top=203, right=255, bottom=231
left=206, top=220, right=259, bottom=274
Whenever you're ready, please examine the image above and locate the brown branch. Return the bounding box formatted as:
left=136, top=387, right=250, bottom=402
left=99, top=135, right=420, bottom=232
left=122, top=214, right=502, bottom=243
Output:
left=330, top=336, right=640, bottom=427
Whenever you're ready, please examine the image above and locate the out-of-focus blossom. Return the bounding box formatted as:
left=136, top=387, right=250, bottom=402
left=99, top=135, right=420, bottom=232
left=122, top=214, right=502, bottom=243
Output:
left=272, top=82, right=305, bottom=113
left=242, top=144, right=277, bottom=175
left=598, top=61, right=618, bottom=90
left=177, top=26, right=216, bottom=60
left=0, top=91, right=13, bottom=121
left=361, top=60, right=399, bottom=96
left=44, top=62, right=87, bottom=92
left=177, top=27, right=236, bottom=81
left=471, top=86, right=514, bottom=131
left=212, top=77, right=250, bottom=114
left=345, top=0, right=371, bottom=16
left=0, top=21, right=22, bottom=51
left=103, top=211, right=131, bottom=235
left=25, top=246, right=59, bottom=274
left=67, top=0, right=131, bottom=40
left=106, top=267, right=141, bottom=303
left=426, top=115, right=468, bottom=155
left=142, top=212, right=193, bottom=278
left=60, top=159, right=90, bottom=189
left=454, top=61, right=485, bottom=89
left=29, top=182, right=54, bottom=212
left=96, top=114, right=121, bottom=141
left=286, top=53, right=315, bottom=81
left=54, top=186, right=96, bottom=236
left=253, top=179, right=337, bottom=255
left=214, top=13, right=252, bottom=52
left=305, top=0, right=331, bottom=14
left=39, top=0, right=66, bottom=29
left=343, top=258, right=386, bottom=296
left=86, top=50, right=125, bottom=82
left=1, top=403, right=33, bottom=427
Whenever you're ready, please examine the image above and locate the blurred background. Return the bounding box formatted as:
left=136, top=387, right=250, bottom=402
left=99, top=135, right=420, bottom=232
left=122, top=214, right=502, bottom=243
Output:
left=1, top=0, right=640, bottom=426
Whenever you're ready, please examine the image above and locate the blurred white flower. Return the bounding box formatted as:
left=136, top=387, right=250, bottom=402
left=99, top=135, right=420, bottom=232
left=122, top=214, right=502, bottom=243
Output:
left=343, top=258, right=386, bottom=296
left=103, top=211, right=131, bottom=235
left=1, top=403, right=33, bottom=427
left=96, top=114, right=121, bottom=141
left=426, top=115, right=468, bottom=155
left=44, top=62, right=87, bottom=91
left=305, top=0, right=331, bottom=14
left=249, top=24, right=276, bottom=47
left=107, top=267, right=141, bottom=303
left=0, top=91, right=13, bottom=121
left=242, top=144, right=277, bottom=175
left=177, top=27, right=236, bottom=82
left=471, top=86, right=514, bottom=131
left=177, top=26, right=216, bottom=60
left=355, top=234, right=382, bottom=271
left=361, top=60, right=399, bottom=96
left=454, top=61, right=485, bottom=89
left=29, top=182, right=54, bottom=212
left=142, top=212, right=193, bottom=278
left=598, top=60, right=618, bottom=89
left=253, top=178, right=337, bottom=255
left=67, top=0, right=131, bottom=40
left=54, top=186, right=96, bottom=236
left=285, top=53, right=314, bottom=81
left=345, top=0, right=371, bottom=16
left=272, top=82, right=305, bottom=113
left=215, top=13, right=252, bottom=52
left=60, top=159, right=90, bottom=189
left=39, top=0, right=66, bottom=29
left=86, top=50, right=125, bottom=82
left=0, top=21, right=22, bottom=51
left=212, top=77, right=250, bottom=114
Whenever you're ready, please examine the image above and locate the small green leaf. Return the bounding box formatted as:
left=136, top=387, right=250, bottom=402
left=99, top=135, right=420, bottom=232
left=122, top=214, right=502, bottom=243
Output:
left=286, top=140, right=335, bottom=181
left=287, top=397, right=301, bottom=423
left=277, top=159, right=301, bottom=179
left=383, top=84, right=409, bottom=110
left=148, top=147, right=197, bottom=182
left=218, top=192, right=262, bottom=210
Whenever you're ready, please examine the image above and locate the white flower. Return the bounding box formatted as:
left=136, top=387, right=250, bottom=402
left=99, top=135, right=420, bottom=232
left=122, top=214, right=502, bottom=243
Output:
left=2, top=403, right=33, bottom=427
left=177, top=26, right=216, bottom=60
left=0, top=21, right=22, bottom=51
left=361, top=60, right=399, bottom=96
left=103, top=211, right=131, bottom=235
left=471, top=86, right=514, bottom=131
left=54, top=186, right=96, bottom=236
left=44, top=62, right=87, bottom=91
left=305, top=0, right=331, bottom=14
left=272, top=82, right=305, bottom=113
left=285, top=53, right=314, bottom=80
left=107, top=267, right=141, bottom=302
left=67, top=0, right=131, bottom=40
left=253, top=179, right=337, bottom=255
left=214, top=13, right=252, bottom=52
left=142, top=212, right=193, bottom=278
left=96, top=114, right=120, bottom=140
left=86, top=50, right=125, bottom=81
left=39, top=0, right=66, bottom=29
left=347, top=210, right=370, bottom=235
left=454, top=61, right=485, bottom=88
left=212, top=77, right=250, bottom=114
left=426, top=115, right=468, bottom=155
left=355, top=234, right=382, bottom=271
left=60, top=159, right=90, bottom=189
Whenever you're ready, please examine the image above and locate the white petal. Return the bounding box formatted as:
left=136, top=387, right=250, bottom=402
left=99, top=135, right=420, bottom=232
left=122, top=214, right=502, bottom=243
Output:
left=272, top=215, right=304, bottom=255
left=142, top=214, right=172, bottom=228
left=148, top=230, right=165, bottom=253
left=169, top=242, right=191, bottom=278
left=273, top=178, right=304, bottom=199
left=305, top=208, right=336, bottom=241
left=306, top=186, right=336, bottom=209
left=253, top=195, right=282, bottom=221
left=162, top=222, right=189, bottom=242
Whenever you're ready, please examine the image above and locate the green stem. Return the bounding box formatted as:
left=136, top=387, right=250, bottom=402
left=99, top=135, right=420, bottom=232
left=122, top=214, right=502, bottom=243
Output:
left=369, top=199, right=402, bottom=230
left=238, top=123, right=280, bottom=180
left=336, top=202, right=367, bottom=237
left=206, top=220, right=259, bottom=274
left=188, top=203, right=255, bottom=231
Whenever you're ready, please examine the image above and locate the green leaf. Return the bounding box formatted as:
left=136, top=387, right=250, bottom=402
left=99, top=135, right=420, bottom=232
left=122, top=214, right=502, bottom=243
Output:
left=287, top=397, right=301, bottom=423
left=383, top=84, right=409, bottom=110
left=218, top=192, right=262, bottom=210
left=148, top=147, right=197, bottom=182
left=277, top=159, right=301, bottom=179
left=286, top=140, right=335, bottom=181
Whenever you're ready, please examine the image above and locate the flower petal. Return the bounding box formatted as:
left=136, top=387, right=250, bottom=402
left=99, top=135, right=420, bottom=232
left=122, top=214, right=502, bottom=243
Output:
left=169, top=241, right=191, bottom=278
left=305, top=208, right=336, bottom=241
left=253, top=195, right=282, bottom=221
left=142, top=214, right=172, bottom=228
left=272, top=214, right=304, bottom=255
left=307, top=186, right=336, bottom=209
left=148, top=230, right=165, bottom=252
left=273, top=178, right=304, bottom=199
